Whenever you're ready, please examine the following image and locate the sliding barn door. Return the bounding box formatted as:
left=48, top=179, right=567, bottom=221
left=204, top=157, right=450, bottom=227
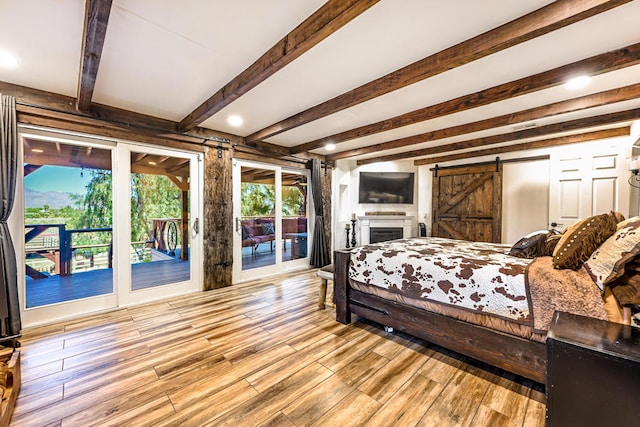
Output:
left=431, top=164, right=502, bottom=243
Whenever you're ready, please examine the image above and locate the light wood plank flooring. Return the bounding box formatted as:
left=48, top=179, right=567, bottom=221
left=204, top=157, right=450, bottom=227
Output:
left=11, top=269, right=545, bottom=426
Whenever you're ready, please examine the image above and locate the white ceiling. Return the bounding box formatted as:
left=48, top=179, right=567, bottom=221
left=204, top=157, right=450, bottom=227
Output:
left=0, top=0, right=639, bottom=162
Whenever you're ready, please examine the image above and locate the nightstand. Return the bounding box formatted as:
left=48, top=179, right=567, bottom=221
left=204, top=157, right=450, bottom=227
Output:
left=546, top=311, right=640, bottom=426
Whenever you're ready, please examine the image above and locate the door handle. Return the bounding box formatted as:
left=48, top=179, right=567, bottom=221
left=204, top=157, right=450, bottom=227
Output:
left=192, top=218, right=200, bottom=234
left=236, top=217, right=240, bottom=232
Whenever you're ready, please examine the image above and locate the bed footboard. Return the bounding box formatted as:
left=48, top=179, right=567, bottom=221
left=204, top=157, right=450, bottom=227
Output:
left=332, top=248, right=546, bottom=383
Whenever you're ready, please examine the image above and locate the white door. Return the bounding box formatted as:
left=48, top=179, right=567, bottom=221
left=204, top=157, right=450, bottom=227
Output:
left=16, top=128, right=202, bottom=327
left=549, top=142, right=630, bottom=230
left=232, top=160, right=311, bottom=283
left=114, top=144, right=202, bottom=307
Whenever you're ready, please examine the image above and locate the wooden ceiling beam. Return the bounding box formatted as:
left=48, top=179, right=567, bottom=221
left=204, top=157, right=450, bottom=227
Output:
left=357, top=108, right=640, bottom=165
left=178, top=0, right=380, bottom=132
left=0, top=80, right=242, bottom=148
left=415, top=127, right=630, bottom=166
left=246, top=0, right=631, bottom=145
left=330, top=81, right=640, bottom=161
left=305, top=43, right=640, bottom=156
left=167, top=175, right=189, bottom=191
left=76, top=0, right=113, bottom=112
left=166, top=159, right=190, bottom=174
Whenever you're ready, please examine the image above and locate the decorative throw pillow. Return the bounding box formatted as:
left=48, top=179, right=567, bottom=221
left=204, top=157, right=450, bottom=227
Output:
left=544, top=233, right=563, bottom=256
left=609, top=272, right=640, bottom=306
left=243, top=224, right=257, bottom=237
left=584, top=216, right=640, bottom=290
left=262, top=222, right=275, bottom=235
left=552, top=213, right=617, bottom=270
left=509, top=230, right=549, bottom=258
left=608, top=210, right=626, bottom=224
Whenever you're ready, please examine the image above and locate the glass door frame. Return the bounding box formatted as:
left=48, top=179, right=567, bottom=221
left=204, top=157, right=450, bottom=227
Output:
left=114, top=143, right=202, bottom=308
left=232, top=159, right=312, bottom=283
left=15, top=127, right=118, bottom=327
left=12, top=126, right=203, bottom=328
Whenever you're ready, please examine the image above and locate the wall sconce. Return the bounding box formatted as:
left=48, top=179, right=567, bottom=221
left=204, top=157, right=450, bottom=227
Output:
left=628, top=158, right=640, bottom=188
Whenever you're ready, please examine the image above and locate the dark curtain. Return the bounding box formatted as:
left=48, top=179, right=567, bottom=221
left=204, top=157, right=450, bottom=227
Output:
left=0, top=94, right=21, bottom=338
left=309, top=159, right=330, bottom=267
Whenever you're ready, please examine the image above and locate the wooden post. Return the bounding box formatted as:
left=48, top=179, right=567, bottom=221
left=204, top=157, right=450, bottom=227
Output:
left=59, top=225, right=72, bottom=276
left=334, top=249, right=351, bottom=324
left=203, top=146, right=233, bottom=290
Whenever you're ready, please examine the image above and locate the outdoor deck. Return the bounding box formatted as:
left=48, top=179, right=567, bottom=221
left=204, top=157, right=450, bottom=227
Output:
left=26, top=258, right=190, bottom=308
left=26, top=242, right=305, bottom=308
left=242, top=240, right=305, bottom=270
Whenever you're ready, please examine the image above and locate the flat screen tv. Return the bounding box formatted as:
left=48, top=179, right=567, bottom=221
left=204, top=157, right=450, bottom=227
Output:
left=358, top=172, right=415, bottom=204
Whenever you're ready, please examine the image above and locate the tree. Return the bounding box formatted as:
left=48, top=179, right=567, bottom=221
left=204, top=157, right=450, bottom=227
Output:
left=130, top=174, right=182, bottom=242
left=71, top=170, right=113, bottom=251
left=71, top=169, right=183, bottom=250
left=241, top=183, right=275, bottom=216
left=74, top=171, right=112, bottom=229
left=282, top=186, right=304, bottom=216
left=241, top=182, right=306, bottom=217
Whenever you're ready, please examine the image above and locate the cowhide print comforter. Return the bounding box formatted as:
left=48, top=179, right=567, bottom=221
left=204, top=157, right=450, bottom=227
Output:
left=349, top=238, right=607, bottom=332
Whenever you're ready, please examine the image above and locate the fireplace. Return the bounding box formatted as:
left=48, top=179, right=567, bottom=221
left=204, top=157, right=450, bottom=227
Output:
left=370, top=227, right=403, bottom=244
left=358, top=215, right=414, bottom=245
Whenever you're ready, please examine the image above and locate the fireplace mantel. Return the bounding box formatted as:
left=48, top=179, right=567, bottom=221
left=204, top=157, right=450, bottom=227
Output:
left=358, top=215, right=414, bottom=245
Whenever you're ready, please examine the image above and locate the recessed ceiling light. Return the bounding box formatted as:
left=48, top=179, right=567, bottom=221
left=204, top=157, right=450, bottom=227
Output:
left=325, top=143, right=336, bottom=151
left=565, top=75, right=591, bottom=90
left=31, top=148, right=43, bottom=153
left=227, top=115, right=243, bottom=127
left=148, top=161, right=157, bottom=165
left=0, top=51, right=19, bottom=68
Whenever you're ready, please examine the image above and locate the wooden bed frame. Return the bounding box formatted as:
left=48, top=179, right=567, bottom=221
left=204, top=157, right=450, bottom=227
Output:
left=334, top=249, right=547, bottom=384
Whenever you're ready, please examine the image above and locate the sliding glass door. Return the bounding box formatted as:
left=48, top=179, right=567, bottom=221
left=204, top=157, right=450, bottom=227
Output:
left=117, top=145, right=201, bottom=307
left=17, top=128, right=202, bottom=326
left=232, top=160, right=310, bottom=282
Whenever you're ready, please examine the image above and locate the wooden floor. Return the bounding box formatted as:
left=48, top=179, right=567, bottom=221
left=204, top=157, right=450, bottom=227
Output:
left=11, top=270, right=545, bottom=426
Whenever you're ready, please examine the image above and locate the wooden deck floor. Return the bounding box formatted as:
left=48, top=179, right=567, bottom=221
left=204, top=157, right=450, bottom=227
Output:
left=242, top=242, right=302, bottom=270
left=26, top=259, right=190, bottom=308
left=12, top=270, right=545, bottom=426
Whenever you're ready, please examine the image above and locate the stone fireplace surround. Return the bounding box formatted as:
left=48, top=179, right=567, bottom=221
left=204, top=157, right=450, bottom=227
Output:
left=358, top=215, right=414, bottom=245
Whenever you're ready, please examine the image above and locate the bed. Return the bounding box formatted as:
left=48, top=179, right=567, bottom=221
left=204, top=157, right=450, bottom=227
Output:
left=334, top=213, right=640, bottom=384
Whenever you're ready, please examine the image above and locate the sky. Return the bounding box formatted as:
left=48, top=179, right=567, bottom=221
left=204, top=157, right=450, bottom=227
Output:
left=25, top=165, right=93, bottom=194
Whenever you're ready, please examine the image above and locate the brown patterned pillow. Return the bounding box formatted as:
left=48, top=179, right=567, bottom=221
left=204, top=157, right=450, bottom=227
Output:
left=608, top=210, right=626, bottom=224
left=544, top=233, right=563, bottom=256
left=584, top=216, right=640, bottom=290
left=609, top=272, right=640, bottom=306
left=552, top=214, right=617, bottom=270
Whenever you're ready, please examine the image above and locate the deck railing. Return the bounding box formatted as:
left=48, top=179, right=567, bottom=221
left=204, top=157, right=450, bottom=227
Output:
left=25, top=223, right=179, bottom=279
left=25, top=224, right=113, bottom=278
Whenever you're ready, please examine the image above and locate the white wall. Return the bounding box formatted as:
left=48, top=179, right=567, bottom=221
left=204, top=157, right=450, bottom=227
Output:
left=629, top=121, right=640, bottom=217
left=332, top=159, right=418, bottom=249
left=502, top=159, right=549, bottom=243
left=419, top=136, right=635, bottom=243
left=333, top=123, right=640, bottom=247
